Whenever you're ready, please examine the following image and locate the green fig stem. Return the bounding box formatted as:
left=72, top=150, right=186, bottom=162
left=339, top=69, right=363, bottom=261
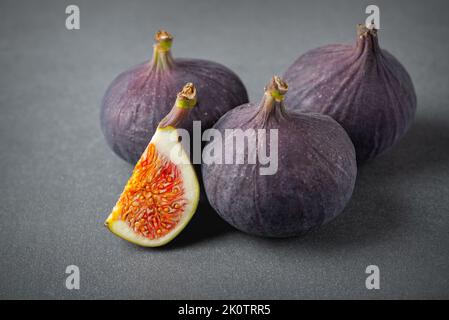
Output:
left=257, top=76, right=288, bottom=124
left=150, top=30, right=175, bottom=71
left=158, top=83, right=197, bottom=129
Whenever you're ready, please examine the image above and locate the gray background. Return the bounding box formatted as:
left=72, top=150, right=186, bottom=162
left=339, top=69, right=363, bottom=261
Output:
left=0, top=0, right=448, bottom=299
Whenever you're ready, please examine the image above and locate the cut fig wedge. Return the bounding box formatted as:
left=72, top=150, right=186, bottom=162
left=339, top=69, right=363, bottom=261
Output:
left=105, top=83, right=200, bottom=247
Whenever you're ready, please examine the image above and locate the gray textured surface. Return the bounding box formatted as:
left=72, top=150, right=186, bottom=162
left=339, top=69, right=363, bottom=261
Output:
left=0, top=0, right=448, bottom=299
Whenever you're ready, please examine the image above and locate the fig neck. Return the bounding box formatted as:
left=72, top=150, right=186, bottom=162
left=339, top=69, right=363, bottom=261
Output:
left=158, top=83, right=197, bottom=129
left=355, top=24, right=381, bottom=55
left=256, top=76, right=289, bottom=125
left=150, top=30, right=175, bottom=71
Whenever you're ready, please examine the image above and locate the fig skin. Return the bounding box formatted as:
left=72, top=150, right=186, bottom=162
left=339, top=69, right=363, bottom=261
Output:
left=202, top=77, right=357, bottom=238
left=283, top=25, right=417, bottom=164
left=101, top=30, right=248, bottom=164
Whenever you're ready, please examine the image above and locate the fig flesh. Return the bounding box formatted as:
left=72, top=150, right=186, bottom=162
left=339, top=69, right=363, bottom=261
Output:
left=284, top=25, right=417, bottom=163
left=202, top=77, right=357, bottom=237
left=105, top=83, right=200, bottom=247
left=101, top=30, right=248, bottom=164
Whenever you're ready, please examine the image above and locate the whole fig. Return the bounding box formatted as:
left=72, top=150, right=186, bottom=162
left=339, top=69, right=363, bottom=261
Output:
left=101, top=30, right=248, bottom=164
left=284, top=24, right=417, bottom=163
left=202, top=77, right=357, bottom=238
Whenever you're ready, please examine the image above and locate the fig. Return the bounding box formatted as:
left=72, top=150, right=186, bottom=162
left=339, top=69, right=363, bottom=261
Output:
left=284, top=24, right=417, bottom=163
left=201, top=77, right=357, bottom=238
left=100, top=30, right=248, bottom=164
left=105, top=83, right=200, bottom=247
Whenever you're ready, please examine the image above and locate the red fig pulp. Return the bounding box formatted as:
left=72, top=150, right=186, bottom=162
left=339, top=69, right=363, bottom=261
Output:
left=284, top=25, right=417, bottom=163
left=202, top=77, right=357, bottom=238
left=101, top=30, right=248, bottom=164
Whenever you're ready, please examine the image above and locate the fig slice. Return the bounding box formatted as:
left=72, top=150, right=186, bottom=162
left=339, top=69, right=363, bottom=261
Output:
left=105, top=83, right=200, bottom=247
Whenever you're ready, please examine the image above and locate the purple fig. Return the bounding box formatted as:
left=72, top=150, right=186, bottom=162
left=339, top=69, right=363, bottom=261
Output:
left=201, top=76, right=357, bottom=238
left=284, top=24, right=417, bottom=163
left=100, top=30, right=248, bottom=164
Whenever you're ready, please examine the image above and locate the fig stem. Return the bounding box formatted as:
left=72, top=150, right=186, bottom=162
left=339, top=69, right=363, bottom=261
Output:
left=158, top=83, right=197, bottom=129
left=357, top=23, right=377, bottom=38
left=150, top=30, right=175, bottom=71
left=257, top=76, right=288, bottom=124
left=356, top=23, right=380, bottom=54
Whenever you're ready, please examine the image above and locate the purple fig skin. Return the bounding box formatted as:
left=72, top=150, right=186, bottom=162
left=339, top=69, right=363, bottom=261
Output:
left=283, top=25, right=417, bottom=164
left=202, top=77, right=357, bottom=238
left=100, top=31, right=248, bottom=164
